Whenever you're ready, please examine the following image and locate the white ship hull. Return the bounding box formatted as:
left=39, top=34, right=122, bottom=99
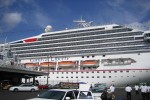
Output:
left=32, top=52, right=150, bottom=87
left=9, top=23, right=150, bottom=87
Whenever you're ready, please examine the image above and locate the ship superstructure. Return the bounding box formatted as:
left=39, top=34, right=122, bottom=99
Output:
left=9, top=21, right=150, bottom=86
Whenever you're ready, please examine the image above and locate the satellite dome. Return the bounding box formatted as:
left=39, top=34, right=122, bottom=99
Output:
left=45, top=25, right=52, bottom=32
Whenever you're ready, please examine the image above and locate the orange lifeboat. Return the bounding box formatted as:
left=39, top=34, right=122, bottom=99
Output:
left=58, top=61, right=76, bottom=67
left=40, top=62, right=56, bottom=67
left=24, top=63, right=39, bottom=67
left=81, top=60, right=99, bottom=66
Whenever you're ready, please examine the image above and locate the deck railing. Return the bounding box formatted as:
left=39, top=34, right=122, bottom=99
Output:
left=0, top=61, right=37, bottom=71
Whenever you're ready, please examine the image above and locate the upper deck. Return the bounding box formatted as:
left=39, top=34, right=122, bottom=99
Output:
left=8, top=24, right=150, bottom=59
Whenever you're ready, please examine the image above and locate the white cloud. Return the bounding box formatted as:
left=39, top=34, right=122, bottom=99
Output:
left=0, top=0, right=50, bottom=30
left=2, top=12, right=22, bottom=28
left=136, top=0, right=150, bottom=11
left=97, top=0, right=150, bottom=25
left=22, top=0, right=32, bottom=3
left=126, top=21, right=150, bottom=31
left=0, top=28, right=2, bottom=33
left=35, top=13, right=50, bottom=28
left=106, top=0, right=125, bottom=7
left=0, top=0, right=16, bottom=7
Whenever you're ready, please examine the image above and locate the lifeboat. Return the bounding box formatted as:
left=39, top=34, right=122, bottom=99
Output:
left=40, top=62, right=56, bottom=67
left=58, top=61, right=77, bottom=67
left=24, top=63, right=39, bottom=67
left=80, top=60, right=99, bottom=66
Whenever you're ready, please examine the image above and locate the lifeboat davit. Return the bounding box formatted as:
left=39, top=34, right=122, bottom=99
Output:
left=24, top=63, right=39, bottom=67
left=40, top=62, right=56, bottom=67
left=58, top=61, right=77, bottom=67
left=80, top=60, right=99, bottom=66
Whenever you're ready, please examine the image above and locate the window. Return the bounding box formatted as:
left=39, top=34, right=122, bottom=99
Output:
left=65, top=91, right=76, bottom=99
left=103, top=76, right=106, bottom=78
left=109, top=76, right=111, bottom=78
left=88, top=67, right=91, bottom=69
left=97, top=76, right=100, bottom=78
left=114, top=71, right=117, bottom=73
left=78, top=91, right=93, bottom=99
left=102, top=55, right=105, bottom=57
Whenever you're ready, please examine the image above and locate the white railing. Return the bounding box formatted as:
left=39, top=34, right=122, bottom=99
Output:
left=0, top=62, right=37, bottom=71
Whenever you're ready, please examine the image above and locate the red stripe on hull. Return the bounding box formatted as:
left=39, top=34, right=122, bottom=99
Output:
left=43, top=68, right=150, bottom=73
left=24, top=38, right=38, bottom=43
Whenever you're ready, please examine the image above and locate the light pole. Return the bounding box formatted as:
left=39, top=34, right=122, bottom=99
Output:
left=46, top=55, right=50, bottom=85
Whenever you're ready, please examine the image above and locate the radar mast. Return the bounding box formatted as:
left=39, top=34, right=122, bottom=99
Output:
left=73, top=16, right=93, bottom=28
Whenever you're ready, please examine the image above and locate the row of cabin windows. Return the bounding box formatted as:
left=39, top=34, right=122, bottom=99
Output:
left=39, top=29, right=134, bottom=41
left=42, top=27, right=125, bottom=38
left=37, top=75, right=136, bottom=79
left=12, top=37, right=134, bottom=50
left=50, top=70, right=131, bottom=74
left=42, top=27, right=106, bottom=37
left=82, top=55, right=95, bottom=58
left=21, top=41, right=148, bottom=54
left=57, top=31, right=134, bottom=42
left=13, top=32, right=141, bottom=52
left=11, top=29, right=138, bottom=48
left=17, top=45, right=150, bottom=57
left=50, top=70, right=148, bottom=74
left=15, top=41, right=145, bottom=54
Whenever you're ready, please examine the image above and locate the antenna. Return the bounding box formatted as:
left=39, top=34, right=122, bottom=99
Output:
left=73, top=16, right=86, bottom=23
left=73, top=16, right=93, bottom=28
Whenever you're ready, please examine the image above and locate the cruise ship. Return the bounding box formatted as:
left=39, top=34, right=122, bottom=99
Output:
left=8, top=20, right=150, bottom=87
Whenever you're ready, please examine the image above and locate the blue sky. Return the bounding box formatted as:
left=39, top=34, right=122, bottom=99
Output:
left=0, top=0, right=150, bottom=42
